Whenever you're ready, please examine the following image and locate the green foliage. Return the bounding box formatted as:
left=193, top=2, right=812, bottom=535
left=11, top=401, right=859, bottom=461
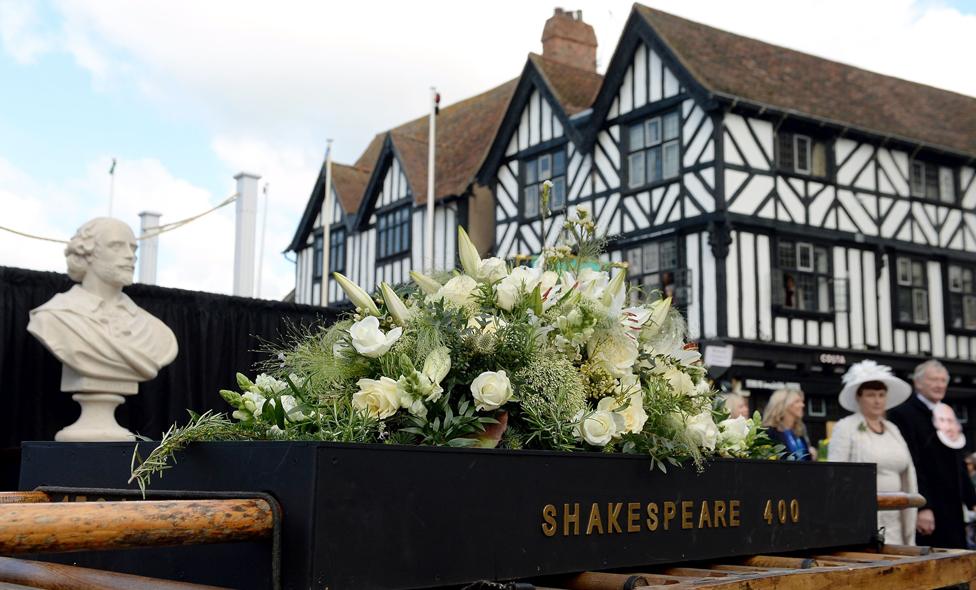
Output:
left=398, top=394, right=496, bottom=447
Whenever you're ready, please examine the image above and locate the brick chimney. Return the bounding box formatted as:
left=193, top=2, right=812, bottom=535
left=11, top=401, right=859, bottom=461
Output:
left=541, top=8, right=597, bottom=72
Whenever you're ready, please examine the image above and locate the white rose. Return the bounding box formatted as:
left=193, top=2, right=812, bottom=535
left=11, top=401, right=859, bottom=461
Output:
left=495, top=266, right=539, bottom=311
left=598, top=390, right=648, bottom=435
left=718, top=416, right=750, bottom=451
left=349, top=315, right=403, bottom=358
left=477, top=257, right=508, bottom=283
left=435, top=275, right=479, bottom=309
left=686, top=411, right=719, bottom=451
left=587, top=333, right=639, bottom=378
left=574, top=408, right=622, bottom=446
left=662, top=367, right=696, bottom=396
left=470, top=370, right=513, bottom=411
left=352, top=377, right=401, bottom=419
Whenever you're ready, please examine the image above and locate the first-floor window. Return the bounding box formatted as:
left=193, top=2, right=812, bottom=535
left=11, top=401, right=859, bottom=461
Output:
left=329, top=226, right=345, bottom=274
left=522, top=149, right=566, bottom=218
left=623, top=238, right=690, bottom=305
left=312, top=232, right=324, bottom=280
left=776, top=132, right=827, bottom=177
left=910, top=160, right=955, bottom=203
left=627, top=110, right=680, bottom=189
left=773, top=239, right=831, bottom=314
left=947, top=263, right=976, bottom=331
left=377, top=204, right=411, bottom=259
left=895, top=256, right=929, bottom=326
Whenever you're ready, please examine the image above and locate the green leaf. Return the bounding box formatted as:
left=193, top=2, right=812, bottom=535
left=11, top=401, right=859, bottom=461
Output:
left=444, top=405, right=454, bottom=426
left=432, top=417, right=441, bottom=432
left=284, top=374, right=303, bottom=397
left=529, top=283, right=543, bottom=316
left=447, top=437, right=478, bottom=448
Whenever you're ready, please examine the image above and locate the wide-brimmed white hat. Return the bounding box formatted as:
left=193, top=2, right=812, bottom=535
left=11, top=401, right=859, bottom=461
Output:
left=839, top=360, right=912, bottom=412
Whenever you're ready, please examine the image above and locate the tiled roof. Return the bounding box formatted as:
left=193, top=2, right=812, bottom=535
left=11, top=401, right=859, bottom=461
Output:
left=529, top=53, right=603, bottom=115
left=332, top=163, right=370, bottom=214
left=637, top=5, right=976, bottom=156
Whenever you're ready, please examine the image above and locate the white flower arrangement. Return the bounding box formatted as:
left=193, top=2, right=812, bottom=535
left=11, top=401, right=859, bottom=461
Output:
left=141, top=187, right=775, bottom=481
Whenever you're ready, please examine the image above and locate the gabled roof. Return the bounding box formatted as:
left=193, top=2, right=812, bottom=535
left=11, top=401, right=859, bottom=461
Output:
left=477, top=54, right=603, bottom=184
left=351, top=79, right=519, bottom=229
left=286, top=162, right=371, bottom=252
left=633, top=5, right=976, bottom=157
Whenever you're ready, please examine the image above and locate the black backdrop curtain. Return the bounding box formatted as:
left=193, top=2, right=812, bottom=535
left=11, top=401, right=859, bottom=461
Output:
left=0, top=266, right=338, bottom=452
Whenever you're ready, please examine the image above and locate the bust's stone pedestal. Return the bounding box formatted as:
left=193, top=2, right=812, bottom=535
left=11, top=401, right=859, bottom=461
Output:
left=55, top=366, right=138, bottom=442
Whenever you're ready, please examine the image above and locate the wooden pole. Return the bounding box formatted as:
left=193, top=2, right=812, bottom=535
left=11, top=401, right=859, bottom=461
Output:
left=0, top=498, right=273, bottom=554
left=877, top=492, right=926, bottom=510
left=0, top=491, right=50, bottom=504
left=0, top=556, right=230, bottom=590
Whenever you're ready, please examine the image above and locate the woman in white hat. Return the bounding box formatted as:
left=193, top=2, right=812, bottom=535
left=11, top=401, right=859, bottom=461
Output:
left=829, top=360, right=916, bottom=544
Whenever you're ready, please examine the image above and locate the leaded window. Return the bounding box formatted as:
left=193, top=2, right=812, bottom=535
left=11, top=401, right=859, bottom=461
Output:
left=623, top=238, right=690, bottom=305
left=947, top=263, right=976, bottom=331
left=895, top=256, right=929, bottom=326
left=522, top=149, right=566, bottom=218
left=377, top=204, right=411, bottom=259
left=773, top=240, right=832, bottom=314
left=627, top=110, right=680, bottom=189
left=910, top=160, right=955, bottom=203
left=776, top=132, right=827, bottom=177
left=329, top=226, right=345, bottom=274
left=312, top=232, right=324, bottom=280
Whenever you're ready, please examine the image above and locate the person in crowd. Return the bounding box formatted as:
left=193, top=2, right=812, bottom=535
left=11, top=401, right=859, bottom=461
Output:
left=967, top=453, right=976, bottom=487
left=828, top=360, right=916, bottom=545
left=888, top=360, right=976, bottom=548
left=721, top=393, right=750, bottom=419
left=762, top=388, right=814, bottom=461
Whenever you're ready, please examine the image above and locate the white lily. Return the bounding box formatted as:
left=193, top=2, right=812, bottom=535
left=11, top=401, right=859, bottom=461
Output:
left=380, top=282, right=411, bottom=326
left=458, top=226, right=482, bottom=278
left=410, top=271, right=443, bottom=296
left=333, top=272, right=379, bottom=316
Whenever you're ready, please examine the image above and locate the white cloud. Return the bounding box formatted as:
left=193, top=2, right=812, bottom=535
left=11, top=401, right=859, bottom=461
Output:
left=0, top=0, right=52, bottom=64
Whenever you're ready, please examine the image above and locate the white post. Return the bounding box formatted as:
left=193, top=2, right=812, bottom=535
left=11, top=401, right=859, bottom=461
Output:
left=256, top=183, right=269, bottom=298
left=234, top=172, right=261, bottom=297
left=137, top=211, right=161, bottom=285
left=425, top=87, right=437, bottom=270
left=322, top=141, right=334, bottom=300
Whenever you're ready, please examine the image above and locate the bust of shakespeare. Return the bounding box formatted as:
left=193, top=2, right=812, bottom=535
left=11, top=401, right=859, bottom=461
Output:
left=28, top=217, right=178, bottom=396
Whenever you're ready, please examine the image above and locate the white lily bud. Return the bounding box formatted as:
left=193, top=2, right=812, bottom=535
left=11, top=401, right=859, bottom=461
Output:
left=646, top=296, right=672, bottom=334
left=603, top=267, right=628, bottom=305
left=457, top=226, right=482, bottom=278
left=334, top=272, right=380, bottom=316
left=410, top=271, right=442, bottom=296
left=422, top=346, right=452, bottom=385
left=380, top=282, right=411, bottom=326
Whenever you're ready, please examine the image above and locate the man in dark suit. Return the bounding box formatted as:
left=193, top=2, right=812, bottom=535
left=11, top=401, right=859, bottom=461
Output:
left=888, top=360, right=976, bottom=548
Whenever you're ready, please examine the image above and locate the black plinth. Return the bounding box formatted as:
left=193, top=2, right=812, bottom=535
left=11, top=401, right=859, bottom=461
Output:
left=19, top=442, right=877, bottom=590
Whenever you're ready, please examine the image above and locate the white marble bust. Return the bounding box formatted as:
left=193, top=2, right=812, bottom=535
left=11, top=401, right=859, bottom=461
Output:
left=27, top=217, right=178, bottom=440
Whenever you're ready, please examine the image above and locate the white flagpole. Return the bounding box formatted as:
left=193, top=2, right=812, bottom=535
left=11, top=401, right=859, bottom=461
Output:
left=322, top=140, right=334, bottom=303
left=256, top=182, right=269, bottom=297
left=108, top=158, right=116, bottom=217
left=425, top=88, right=437, bottom=270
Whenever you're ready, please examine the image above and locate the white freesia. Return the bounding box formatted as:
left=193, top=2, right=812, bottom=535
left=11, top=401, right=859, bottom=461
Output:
left=435, top=275, right=478, bottom=309
left=280, top=395, right=308, bottom=422
left=348, top=316, right=403, bottom=358
left=254, top=373, right=288, bottom=394
left=241, top=391, right=265, bottom=417
left=352, top=377, right=401, bottom=419
left=587, top=332, right=639, bottom=378
left=686, top=411, right=719, bottom=451
left=333, top=272, right=380, bottom=315
left=573, top=408, right=622, bottom=446
left=470, top=370, right=513, bottom=411
left=477, top=257, right=508, bottom=283
left=718, top=416, right=750, bottom=452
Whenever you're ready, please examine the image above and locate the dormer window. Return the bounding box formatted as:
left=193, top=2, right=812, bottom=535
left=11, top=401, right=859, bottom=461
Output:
left=910, top=159, right=955, bottom=203
left=776, top=132, right=827, bottom=177
left=626, top=110, right=680, bottom=189
left=377, top=204, right=411, bottom=259
left=522, top=149, right=566, bottom=218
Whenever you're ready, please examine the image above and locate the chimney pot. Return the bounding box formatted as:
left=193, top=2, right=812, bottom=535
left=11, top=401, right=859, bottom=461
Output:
left=541, top=7, right=597, bottom=72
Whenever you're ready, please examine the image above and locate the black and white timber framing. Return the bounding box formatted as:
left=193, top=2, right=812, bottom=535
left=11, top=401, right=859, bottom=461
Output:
left=475, top=7, right=976, bottom=433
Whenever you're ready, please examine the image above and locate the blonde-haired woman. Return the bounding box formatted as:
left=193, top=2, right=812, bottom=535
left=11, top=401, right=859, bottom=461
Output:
left=828, top=360, right=916, bottom=545
left=721, top=393, right=750, bottom=419
left=763, top=389, right=814, bottom=461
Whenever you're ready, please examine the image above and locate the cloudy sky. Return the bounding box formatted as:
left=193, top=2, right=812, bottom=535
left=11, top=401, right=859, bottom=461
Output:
left=1, top=0, right=974, bottom=300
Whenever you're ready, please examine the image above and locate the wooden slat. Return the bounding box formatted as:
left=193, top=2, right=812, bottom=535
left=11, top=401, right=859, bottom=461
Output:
left=877, top=492, right=926, bottom=510
left=0, top=556, right=229, bottom=590
left=0, top=499, right=273, bottom=554
left=740, top=555, right=816, bottom=569
left=0, top=492, right=49, bottom=505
